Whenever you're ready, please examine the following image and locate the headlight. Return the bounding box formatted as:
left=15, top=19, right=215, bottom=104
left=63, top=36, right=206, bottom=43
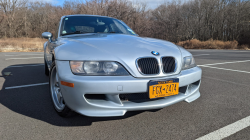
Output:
left=182, top=56, right=196, bottom=70
left=84, top=61, right=100, bottom=73
left=103, top=62, right=118, bottom=73
left=70, top=61, right=130, bottom=76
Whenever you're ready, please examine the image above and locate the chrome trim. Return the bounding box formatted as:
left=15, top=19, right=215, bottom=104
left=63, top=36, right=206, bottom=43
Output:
left=160, top=56, right=178, bottom=74
left=135, top=57, right=160, bottom=76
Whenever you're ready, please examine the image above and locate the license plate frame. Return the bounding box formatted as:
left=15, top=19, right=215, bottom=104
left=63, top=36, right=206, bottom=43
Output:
left=148, top=78, right=179, bottom=99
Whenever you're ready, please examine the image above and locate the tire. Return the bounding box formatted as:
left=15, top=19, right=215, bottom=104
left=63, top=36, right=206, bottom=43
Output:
left=49, top=61, right=73, bottom=117
left=44, top=59, right=49, bottom=76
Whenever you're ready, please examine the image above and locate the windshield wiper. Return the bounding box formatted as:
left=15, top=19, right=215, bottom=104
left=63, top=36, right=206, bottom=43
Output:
left=61, top=31, right=93, bottom=36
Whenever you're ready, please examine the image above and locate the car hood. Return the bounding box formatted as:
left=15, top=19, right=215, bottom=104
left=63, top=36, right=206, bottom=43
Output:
left=55, top=33, right=182, bottom=78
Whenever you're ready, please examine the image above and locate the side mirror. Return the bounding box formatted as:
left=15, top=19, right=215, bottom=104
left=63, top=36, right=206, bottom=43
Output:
left=42, top=32, right=52, bottom=39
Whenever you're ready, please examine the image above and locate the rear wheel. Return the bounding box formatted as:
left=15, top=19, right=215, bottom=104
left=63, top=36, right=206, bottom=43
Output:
left=50, top=62, right=73, bottom=117
left=44, top=59, right=49, bottom=76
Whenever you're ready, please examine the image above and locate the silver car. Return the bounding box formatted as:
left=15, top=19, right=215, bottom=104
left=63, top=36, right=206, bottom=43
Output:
left=42, top=15, right=202, bottom=117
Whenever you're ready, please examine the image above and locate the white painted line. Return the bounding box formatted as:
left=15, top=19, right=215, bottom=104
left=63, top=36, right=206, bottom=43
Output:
left=196, top=116, right=250, bottom=140
left=199, top=65, right=250, bottom=74
left=5, top=54, right=43, bottom=56
left=199, top=60, right=250, bottom=66
left=189, top=50, right=250, bottom=52
left=7, top=64, right=44, bottom=68
left=5, top=57, right=44, bottom=60
left=203, top=76, right=249, bottom=87
left=5, top=82, right=49, bottom=89
left=232, top=51, right=250, bottom=52
left=5, top=52, right=43, bottom=54
left=193, top=54, right=210, bottom=56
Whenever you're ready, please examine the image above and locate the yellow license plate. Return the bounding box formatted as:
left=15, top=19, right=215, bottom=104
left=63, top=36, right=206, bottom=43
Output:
left=149, top=79, right=179, bottom=99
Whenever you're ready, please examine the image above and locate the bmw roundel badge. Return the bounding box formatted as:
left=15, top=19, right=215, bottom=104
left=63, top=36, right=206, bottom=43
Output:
left=151, top=51, right=160, bottom=56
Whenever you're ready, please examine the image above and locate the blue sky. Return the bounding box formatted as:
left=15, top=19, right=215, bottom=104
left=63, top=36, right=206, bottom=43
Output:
left=56, top=0, right=64, bottom=6
left=50, top=0, right=177, bottom=9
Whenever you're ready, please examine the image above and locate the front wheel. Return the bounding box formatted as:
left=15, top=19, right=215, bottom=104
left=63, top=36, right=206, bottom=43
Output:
left=50, top=62, right=73, bottom=117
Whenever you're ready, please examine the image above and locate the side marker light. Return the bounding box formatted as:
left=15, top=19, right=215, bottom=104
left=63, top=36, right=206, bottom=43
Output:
left=61, top=81, right=74, bottom=88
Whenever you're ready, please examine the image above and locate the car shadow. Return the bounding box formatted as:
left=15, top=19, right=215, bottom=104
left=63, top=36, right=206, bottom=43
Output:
left=0, top=63, right=159, bottom=126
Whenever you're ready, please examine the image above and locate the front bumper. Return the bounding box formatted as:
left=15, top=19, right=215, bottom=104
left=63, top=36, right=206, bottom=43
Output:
left=56, top=60, right=202, bottom=117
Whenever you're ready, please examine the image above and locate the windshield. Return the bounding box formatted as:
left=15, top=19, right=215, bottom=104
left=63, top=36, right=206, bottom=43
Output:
left=60, top=16, right=137, bottom=36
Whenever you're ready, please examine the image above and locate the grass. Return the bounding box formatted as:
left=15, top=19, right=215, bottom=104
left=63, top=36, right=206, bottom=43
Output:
left=0, top=38, right=249, bottom=52
left=0, top=38, right=46, bottom=52
left=176, top=39, right=249, bottom=50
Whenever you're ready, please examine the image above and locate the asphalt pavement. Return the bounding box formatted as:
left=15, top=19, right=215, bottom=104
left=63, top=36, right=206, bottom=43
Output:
left=0, top=50, right=250, bottom=140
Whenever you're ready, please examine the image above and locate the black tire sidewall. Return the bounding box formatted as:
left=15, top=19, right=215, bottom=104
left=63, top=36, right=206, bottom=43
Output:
left=44, top=59, right=49, bottom=76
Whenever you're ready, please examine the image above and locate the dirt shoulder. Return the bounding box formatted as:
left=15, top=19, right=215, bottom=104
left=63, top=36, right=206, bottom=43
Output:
left=0, top=38, right=46, bottom=52
left=177, top=39, right=249, bottom=50
left=0, top=38, right=249, bottom=52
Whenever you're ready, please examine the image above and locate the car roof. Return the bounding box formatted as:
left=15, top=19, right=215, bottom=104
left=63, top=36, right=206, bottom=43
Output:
left=63, top=14, right=116, bottom=19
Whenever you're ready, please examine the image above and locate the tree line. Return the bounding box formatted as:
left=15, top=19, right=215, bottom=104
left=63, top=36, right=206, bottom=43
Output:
left=0, top=0, right=249, bottom=45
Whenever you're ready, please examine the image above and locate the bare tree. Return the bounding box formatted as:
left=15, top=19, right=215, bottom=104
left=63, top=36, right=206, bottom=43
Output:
left=0, top=0, right=249, bottom=45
